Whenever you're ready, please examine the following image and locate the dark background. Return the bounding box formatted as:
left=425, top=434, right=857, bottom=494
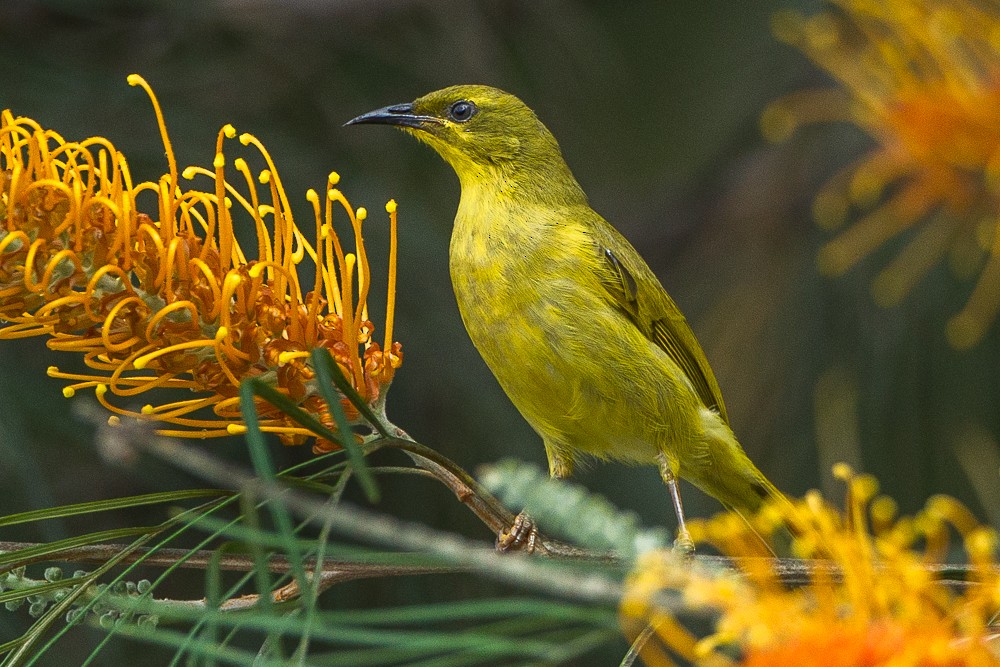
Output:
left=1, top=0, right=998, bottom=662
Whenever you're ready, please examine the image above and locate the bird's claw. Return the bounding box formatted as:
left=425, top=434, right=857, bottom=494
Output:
left=672, top=530, right=696, bottom=558
left=496, top=511, right=538, bottom=554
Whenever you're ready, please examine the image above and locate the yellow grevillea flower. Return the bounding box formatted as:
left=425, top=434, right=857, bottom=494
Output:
left=764, top=0, right=1000, bottom=349
left=621, top=465, right=1000, bottom=666
left=0, top=74, right=402, bottom=452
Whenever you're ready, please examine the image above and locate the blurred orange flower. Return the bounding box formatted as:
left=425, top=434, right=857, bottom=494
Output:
left=764, top=0, right=1000, bottom=348
left=621, top=465, right=1000, bottom=666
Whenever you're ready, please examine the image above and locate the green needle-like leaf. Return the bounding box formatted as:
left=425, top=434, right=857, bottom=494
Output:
left=243, top=376, right=379, bottom=502
left=309, top=349, right=379, bottom=501
left=311, top=348, right=390, bottom=438
left=0, top=528, right=159, bottom=569
left=0, top=490, right=229, bottom=529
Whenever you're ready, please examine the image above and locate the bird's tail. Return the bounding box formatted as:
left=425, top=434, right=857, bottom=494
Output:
left=691, top=415, right=785, bottom=514
left=690, top=417, right=794, bottom=554
left=698, top=448, right=787, bottom=514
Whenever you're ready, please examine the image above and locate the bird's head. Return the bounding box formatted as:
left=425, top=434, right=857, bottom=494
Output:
left=346, top=85, right=570, bottom=187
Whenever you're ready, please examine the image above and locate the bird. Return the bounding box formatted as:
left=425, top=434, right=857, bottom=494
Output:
left=347, top=85, right=783, bottom=552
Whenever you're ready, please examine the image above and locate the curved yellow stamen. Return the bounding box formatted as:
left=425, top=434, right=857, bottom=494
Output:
left=188, top=257, right=224, bottom=321
left=107, top=344, right=166, bottom=395
left=154, top=427, right=239, bottom=439
left=218, top=272, right=242, bottom=330
left=22, top=177, right=74, bottom=212
left=135, top=221, right=169, bottom=289
left=39, top=249, right=82, bottom=294
left=341, top=252, right=364, bottom=394
left=240, top=133, right=295, bottom=274
left=216, top=125, right=238, bottom=267
left=232, top=158, right=273, bottom=270
left=0, top=230, right=29, bottom=256
left=101, top=296, right=146, bottom=353
left=21, top=238, right=50, bottom=292
left=212, top=396, right=244, bottom=419
left=157, top=176, right=175, bottom=244
left=277, top=350, right=310, bottom=365
left=82, top=196, right=126, bottom=254
left=94, top=383, right=143, bottom=419
left=212, top=360, right=243, bottom=396
left=48, top=334, right=114, bottom=351
left=4, top=160, right=24, bottom=226
left=161, top=236, right=191, bottom=303
left=34, top=293, right=87, bottom=319
left=247, top=260, right=296, bottom=283
left=128, top=74, right=178, bottom=223
left=217, top=327, right=251, bottom=363
left=84, top=264, right=134, bottom=321
left=330, top=188, right=372, bottom=332
left=115, top=154, right=138, bottom=271
left=0, top=322, right=54, bottom=339
left=144, top=299, right=200, bottom=342
left=140, top=395, right=225, bottom=421
left=133, top=327, right=227, bottom=370
left=384, top=199, right=398, bottom=360
left=227, top=423, right=317, bottom=438
left=325, top=190, right=349, bottom=314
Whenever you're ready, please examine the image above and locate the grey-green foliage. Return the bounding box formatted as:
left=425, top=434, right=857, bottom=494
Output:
left=0, top=566, right=157, bottom=627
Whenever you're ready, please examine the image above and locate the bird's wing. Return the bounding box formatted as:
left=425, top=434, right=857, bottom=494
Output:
left=594, top=223, right=730, bottom=424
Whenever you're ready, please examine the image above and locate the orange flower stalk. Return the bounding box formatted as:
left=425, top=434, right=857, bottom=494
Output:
left=764, top=0, right=1000, bottom=348
left=0, top=74, right=402, bottom=452
left=621, top=465, right=1000, bottom=666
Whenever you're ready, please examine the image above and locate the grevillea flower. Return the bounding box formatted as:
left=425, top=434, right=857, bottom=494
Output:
left=763, top=0, right=1000, bottom=349
left=620, top=465, right=1000, bottom=666
left=0, top=74, right=402, bottom=452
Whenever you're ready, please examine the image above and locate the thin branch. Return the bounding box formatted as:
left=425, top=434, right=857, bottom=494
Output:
left=374, top=433, right=602, bottom=559
left=0, top=541, right=459, bottom=579
left=1, top=541, right=984, bottom=592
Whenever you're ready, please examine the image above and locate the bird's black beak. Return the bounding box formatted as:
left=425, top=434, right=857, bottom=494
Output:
left=344, top=103, right=443, bottom=130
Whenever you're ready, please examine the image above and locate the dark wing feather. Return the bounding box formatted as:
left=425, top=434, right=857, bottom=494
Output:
left=597, top=237, right=729, bottom=424
left=649, top=315, right=727, bottom=422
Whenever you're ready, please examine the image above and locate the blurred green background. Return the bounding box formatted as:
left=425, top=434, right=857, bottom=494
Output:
left=1, top=0, right=999, bottom=662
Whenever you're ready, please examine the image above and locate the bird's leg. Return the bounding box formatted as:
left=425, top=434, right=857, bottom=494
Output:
left=656, top=452, right=695, bottom=555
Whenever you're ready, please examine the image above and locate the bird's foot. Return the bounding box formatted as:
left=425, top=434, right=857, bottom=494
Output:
left=496, top=511, right=538, bottom=554
left=672, top=530, right=696, bottom=558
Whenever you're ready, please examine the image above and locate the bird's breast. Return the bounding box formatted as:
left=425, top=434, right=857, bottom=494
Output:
left=446, top=196, right=709, bottom=466
left=450, top=198, right=593, bottom=365
left=448, top=200, right=646, bottom=448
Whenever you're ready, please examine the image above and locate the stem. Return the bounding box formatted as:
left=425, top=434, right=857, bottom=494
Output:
left=370, top=429, right=605, bottom=559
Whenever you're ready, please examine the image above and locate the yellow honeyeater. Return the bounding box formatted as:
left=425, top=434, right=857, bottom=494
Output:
left=348, top=86, right=782, bottom=548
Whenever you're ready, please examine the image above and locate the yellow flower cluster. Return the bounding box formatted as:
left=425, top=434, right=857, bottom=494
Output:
left=621, top=465, right=1000, bottom=666
left=0, top=75, right=401, bottom=452
left=764, top=0, right=1000, bottom=348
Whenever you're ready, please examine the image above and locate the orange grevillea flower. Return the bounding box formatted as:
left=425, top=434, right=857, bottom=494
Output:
left=0, top=74, right=402, bottom=452
left=620, top=465, right=1000, bottom=666
left=763, top=0, right=1000, bottom=349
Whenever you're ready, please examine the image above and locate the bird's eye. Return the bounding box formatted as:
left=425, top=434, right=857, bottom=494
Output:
left=448, top=100, right=477, bottom=123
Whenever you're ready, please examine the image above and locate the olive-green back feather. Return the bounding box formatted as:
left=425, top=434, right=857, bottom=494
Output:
left=592, top=218, right=730, bottom=424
